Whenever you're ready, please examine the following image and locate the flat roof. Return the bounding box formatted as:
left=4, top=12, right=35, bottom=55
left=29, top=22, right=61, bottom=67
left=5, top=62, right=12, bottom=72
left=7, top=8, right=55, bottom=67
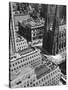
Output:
left=11, top=66, right=34, bottom=81
left=35, top=64, right=50, bottom=79
left=20, top=18, right=45, bottom=29
left=35, top=57, right=57, bottom=79
left=16, top=66, right=33, bottom=76
left=16, top=33, right=27, bottom=42
left=18, top=47, right=35, bottom=56
left=10, top=47, right=39, bottom=62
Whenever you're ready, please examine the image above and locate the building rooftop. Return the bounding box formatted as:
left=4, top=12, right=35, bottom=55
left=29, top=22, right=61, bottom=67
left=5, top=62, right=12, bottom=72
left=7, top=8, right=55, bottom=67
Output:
left=11, top=66, right=34, bottom=81
left=35, top=64, right=50, bottom=79
left=10, top=47, right=40, bottom=62
left=20, top=18, right=45, bottom=29
left=16, top=66, right=33, bottom=77
left=15, top=33, right=27, bottom=42
left=35, top=58, right=57, bottom=79
left=18, top=47, right=35, bottom=56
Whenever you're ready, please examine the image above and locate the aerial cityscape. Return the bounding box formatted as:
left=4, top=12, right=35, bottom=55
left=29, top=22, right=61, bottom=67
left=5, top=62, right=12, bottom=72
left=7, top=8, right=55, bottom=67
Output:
left=9, top=2, right=66, bottom=88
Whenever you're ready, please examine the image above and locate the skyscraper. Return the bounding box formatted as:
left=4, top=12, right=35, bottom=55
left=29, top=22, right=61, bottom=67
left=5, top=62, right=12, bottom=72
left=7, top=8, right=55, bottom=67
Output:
left=43, top=5, right=66, bottom=55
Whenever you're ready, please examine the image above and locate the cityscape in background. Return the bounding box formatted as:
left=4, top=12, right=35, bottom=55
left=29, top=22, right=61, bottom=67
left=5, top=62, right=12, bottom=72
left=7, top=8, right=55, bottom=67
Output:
left=9, top=2, right=66, bottom=88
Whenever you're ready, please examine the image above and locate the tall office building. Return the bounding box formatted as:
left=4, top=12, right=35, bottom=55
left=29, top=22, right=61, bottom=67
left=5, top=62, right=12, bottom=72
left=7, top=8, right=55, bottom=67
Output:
left=43, top=5, right=66, bottom=55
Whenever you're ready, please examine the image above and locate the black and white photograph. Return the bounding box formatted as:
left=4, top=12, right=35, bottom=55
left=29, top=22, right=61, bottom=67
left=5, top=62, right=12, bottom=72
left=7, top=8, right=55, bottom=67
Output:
left=9, top=2, right=66, bottom=88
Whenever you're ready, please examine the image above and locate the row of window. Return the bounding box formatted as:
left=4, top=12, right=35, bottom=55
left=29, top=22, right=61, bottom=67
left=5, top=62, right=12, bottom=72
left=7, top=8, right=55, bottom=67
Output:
left=16, top=41, right=27, bottom=46
left=23, top=76, right=36, bottom=87
left=47, top=69, right=60, bottom=79
left=10, top=52, right=41, bottom=67
left=32, top=28, right=44, bottom=33
left=11, top=57, right=41, bottom=72
left=37, top=73, right=59, bottom=86
left=42, top=74, right=60, bottom=86
left=22, top=74, right=60, bottom=87
left=17, top=45, right=28, bottom=51
left=12, top=70, right=60, bottom=88
left=31, top=60, right=41, bottom=67
left=13, top=75, right=36, bottom=87
left=15, top=76, right=58, bottom=88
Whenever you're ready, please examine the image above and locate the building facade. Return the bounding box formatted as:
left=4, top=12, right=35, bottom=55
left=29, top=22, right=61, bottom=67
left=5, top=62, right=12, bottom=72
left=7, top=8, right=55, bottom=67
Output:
left=58, top=24, right=66, bottom=53
left=15, top=35, right=28, bottom=52
left=43, top=5, right=66, bottom=55
left=10, top=47, right=42, bottom=81
left=18, top=18, right=45, bottom=46
left=10, top=60, right=61, bottom=88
